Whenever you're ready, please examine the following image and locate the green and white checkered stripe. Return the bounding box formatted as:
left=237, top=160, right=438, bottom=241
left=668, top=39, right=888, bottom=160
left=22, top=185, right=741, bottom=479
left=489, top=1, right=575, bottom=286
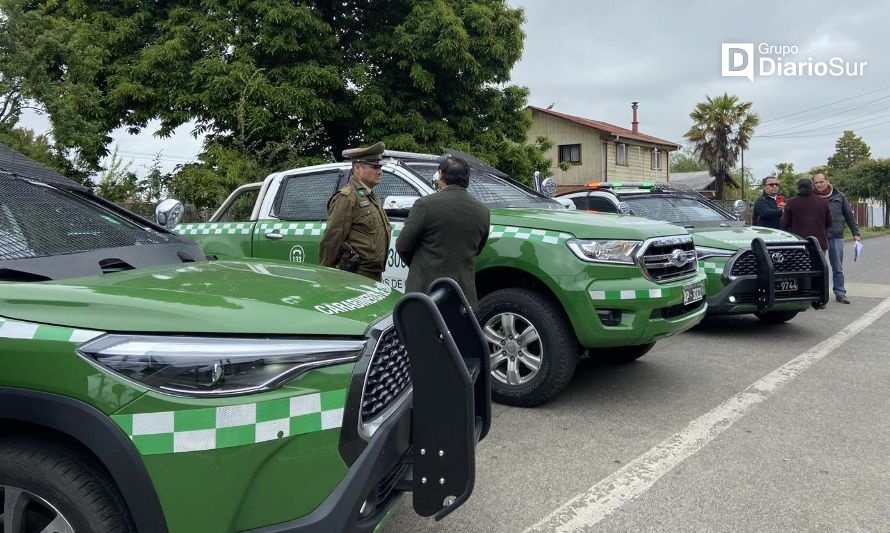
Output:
left=176, top=222, right=254, bottom=236
left=487, top=225, right=573, bottom=245
left=111, top=389, right=347, bottom=455
left=589, top=289, right=667, bottom=301
left=699, top=260, right=724, bottom=275
left=256, top=222, right=326, bottom=236
left=0, top=317, right=103, bottom=343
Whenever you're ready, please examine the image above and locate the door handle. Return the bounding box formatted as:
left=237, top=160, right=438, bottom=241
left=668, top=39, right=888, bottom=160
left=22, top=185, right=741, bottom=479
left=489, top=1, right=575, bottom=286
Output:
left=265, top=231, right=285, bottom=240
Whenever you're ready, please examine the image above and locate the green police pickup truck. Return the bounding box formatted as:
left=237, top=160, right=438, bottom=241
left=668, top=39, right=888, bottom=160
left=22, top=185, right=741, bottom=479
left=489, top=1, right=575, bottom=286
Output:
left=175, top=150, right=708, bottom=406
left=0, top=150, right=489, bottom=532
left=557, top=182, right=829, bottom=323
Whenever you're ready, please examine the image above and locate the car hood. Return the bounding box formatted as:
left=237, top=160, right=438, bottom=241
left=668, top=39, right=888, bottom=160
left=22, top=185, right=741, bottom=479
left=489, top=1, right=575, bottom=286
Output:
left=690, top=226, right=802, bottom=251
left=0, top=260, right=397, bottom=336
left=490, top=208, right=689, bottom=239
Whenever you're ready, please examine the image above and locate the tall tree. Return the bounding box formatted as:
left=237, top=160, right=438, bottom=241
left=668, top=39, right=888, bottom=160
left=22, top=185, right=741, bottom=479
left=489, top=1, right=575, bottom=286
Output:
left=836, top=158, right=890, bottom=227
left=669, top=146, right=709, bottom=173
left=0, top=0, right=543, bottom=188
left=826, top=130, right=871, bottom=176
left=774, top=162, right=801, bottom=198
left=683, top=93, right=759, bottom=199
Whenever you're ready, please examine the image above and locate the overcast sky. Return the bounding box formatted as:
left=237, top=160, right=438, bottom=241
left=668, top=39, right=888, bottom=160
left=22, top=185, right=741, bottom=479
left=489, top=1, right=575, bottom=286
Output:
left=22, top=0, right=890, bottom=180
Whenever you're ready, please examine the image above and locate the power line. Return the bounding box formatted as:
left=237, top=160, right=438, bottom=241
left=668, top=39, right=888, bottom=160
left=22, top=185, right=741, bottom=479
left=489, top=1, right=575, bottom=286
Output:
left=758, top=86, right=890, bottom=125
left=758, top=95, right=890, bottom=135
left=754, top=118, right=890, bottom=139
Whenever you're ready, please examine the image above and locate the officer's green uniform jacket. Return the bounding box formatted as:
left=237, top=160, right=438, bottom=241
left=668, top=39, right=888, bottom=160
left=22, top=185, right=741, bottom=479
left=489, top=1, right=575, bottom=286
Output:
left=319, top=175, right=390, bottom=282
left=395, top=185, right=490, bottom=308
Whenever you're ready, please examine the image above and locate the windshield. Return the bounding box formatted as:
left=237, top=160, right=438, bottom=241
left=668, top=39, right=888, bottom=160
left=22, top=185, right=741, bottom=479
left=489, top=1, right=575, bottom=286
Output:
left=403, top=161, right=562, bottom=209
left=0, top=175, right=179, bottom=260
left=622, top=195, right=731, bottom=224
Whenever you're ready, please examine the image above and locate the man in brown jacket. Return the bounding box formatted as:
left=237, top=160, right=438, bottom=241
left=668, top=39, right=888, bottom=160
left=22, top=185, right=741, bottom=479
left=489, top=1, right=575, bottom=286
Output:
left=395, top=157, right=490, bottom=309
left=781, top=177, right=833, bottom=251
left=319, top=142, right=391, bottom=282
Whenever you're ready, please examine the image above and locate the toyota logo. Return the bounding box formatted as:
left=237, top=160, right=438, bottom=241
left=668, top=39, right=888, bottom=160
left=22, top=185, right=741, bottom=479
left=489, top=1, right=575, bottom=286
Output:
left=670, top=249, right=690, bottom=267
left=771, top=252, right=785, bottom=264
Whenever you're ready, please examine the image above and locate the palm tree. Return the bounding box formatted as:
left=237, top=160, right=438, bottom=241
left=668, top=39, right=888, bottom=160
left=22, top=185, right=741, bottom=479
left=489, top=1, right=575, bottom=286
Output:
left=684, top=93, right=759, bottom=199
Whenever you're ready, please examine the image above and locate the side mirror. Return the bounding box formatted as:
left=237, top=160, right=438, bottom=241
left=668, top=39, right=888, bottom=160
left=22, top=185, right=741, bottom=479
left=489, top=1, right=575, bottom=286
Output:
left=155, top=199, right=184, bottom=229
left=617, top=202, right=632, bottom=216
left=384, top=196, right=419, bottom=217
left=733, top=199, right=747, bottom=214
left=539, top=177, right=557, bottom=197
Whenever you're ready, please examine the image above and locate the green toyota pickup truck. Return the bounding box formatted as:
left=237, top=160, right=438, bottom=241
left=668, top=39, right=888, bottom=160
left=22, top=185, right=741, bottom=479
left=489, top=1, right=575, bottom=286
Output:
left=0, top=148, right=489, bottom=532
left=175, top=150, right=708, bottom=406
left=557, top=182, right=829, bottom=323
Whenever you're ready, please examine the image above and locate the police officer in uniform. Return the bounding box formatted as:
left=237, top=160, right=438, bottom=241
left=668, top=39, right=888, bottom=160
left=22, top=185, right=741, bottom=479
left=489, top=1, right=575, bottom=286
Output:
left=396, top=156, right=490, bottom=309
left=319, top=142, right=391, bottom=282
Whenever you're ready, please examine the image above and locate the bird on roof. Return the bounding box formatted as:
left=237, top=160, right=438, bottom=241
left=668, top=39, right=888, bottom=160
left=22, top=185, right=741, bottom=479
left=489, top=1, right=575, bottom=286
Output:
left=546, top=103, right=554, bottom=109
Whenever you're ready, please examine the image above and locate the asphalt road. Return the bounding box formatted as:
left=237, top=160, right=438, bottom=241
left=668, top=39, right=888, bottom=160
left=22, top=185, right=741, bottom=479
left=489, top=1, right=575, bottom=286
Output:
left=387, top=235, right=890, bottom=533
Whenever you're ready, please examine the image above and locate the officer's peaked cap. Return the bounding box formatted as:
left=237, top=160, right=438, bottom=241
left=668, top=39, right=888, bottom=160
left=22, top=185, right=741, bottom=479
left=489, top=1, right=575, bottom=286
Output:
left=343, top=142, right=385, bottom=164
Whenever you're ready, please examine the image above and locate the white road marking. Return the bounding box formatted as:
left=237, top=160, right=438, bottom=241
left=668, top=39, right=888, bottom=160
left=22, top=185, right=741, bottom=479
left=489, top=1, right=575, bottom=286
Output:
left=525, top=297, right=890, bottom=533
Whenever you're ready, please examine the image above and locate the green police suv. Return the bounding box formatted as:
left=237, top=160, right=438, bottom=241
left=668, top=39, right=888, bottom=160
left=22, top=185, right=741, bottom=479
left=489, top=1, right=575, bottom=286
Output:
left=175, top=150, right=709, bottom=407
left=0, top=150, right=488, bottom=532
left=558, top=182, right=829, bottom=323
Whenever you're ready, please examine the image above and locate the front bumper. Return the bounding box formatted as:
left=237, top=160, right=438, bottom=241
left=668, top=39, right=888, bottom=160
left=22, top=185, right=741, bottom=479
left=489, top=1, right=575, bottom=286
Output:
left=250, top=278, right=491, bottom=532
left=566, top=270, right=709, bottom=348
left=706, top=237, right=829, bottom=315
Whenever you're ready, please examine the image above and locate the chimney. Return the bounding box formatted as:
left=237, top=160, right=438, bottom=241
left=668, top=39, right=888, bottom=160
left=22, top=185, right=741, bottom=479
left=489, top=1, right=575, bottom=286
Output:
left=631, top=102, right=639, bottom=134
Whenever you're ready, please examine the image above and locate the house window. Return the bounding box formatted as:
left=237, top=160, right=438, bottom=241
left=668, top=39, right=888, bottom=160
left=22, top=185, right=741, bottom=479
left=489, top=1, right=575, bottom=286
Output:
left=558, top=144, right=582, bottom=165
left=616, top=143, right=628, bottom=166
left=651, top=149, right=662, bottom=170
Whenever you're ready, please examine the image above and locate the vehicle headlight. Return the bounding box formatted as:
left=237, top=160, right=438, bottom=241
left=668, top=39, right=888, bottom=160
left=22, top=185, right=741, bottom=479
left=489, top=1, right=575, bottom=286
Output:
left=78, top=335, right=366, bottom=397
left=567, top=239, right=641, bottom=265
left=695, top=246, right=735, bottom=260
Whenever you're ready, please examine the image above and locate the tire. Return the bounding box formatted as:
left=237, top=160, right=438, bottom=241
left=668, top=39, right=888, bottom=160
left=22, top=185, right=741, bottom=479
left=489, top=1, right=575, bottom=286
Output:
left=477, top=288, right=579, bottom=407
left=0, top=437, right=135, bottom=533
left=755, top=310, right=799, bottom=324
left=599, top=342, right=656, bottom=364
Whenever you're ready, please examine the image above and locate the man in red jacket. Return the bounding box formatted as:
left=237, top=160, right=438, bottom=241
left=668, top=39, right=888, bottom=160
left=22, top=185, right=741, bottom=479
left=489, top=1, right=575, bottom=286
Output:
left=781, top=177, right=833, bottom=251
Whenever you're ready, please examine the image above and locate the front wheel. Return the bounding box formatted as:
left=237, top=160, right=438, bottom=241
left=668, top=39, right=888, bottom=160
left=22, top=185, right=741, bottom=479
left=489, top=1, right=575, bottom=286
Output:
left=0, top=438, right=135, bottom=533
left=755, top=310, right=799, bottom=324
left=477, top=288, right=579, bottom=407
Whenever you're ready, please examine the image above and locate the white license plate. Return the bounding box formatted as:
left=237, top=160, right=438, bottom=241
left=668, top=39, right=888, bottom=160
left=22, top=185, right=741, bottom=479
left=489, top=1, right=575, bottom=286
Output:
left=776, top=279, right=799, bottom=292
left=683, top=281, right=704, bottom=305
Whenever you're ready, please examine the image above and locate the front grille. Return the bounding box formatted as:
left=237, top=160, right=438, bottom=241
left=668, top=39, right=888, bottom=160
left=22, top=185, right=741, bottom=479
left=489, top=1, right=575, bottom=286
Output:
left=640, top=236, right=697, bottom=282
left=729, top=246, right=813, bottom=276
left=361, top=328, right=411, bottom=423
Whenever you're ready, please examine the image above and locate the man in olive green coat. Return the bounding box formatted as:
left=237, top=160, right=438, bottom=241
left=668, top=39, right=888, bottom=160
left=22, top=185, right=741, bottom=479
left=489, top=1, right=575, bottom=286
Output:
left=319, top=142, right=391, bottom=282
left=396, top=157, right=490, bottom=308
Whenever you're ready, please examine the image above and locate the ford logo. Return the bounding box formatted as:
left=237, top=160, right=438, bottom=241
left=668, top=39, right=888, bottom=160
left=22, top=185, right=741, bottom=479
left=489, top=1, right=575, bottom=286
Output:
left=670, top=249, right=690, bottom=267
left=771, top=252, right=785, bottom=264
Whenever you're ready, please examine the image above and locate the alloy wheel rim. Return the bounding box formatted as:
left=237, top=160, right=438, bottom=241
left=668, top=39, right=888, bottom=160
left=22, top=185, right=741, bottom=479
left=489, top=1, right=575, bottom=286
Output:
left=1, top=485, right=76, bottom=533
left=483, top=311, right=543, bottom=386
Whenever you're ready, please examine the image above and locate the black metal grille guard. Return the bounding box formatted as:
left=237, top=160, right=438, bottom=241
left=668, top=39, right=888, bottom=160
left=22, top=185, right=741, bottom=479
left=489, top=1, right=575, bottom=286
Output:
left=748, top=237, right=829, bottom=312
left=392, top=277, right=491, bottom=521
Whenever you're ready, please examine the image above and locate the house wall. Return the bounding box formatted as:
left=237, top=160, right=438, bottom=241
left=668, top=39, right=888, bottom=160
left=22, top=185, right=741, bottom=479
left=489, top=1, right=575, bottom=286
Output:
left=604, top=141, right=670, bottom=183
left=528, top=109, right=672, bottom=185
left=528, top=110, right=602, bottom=185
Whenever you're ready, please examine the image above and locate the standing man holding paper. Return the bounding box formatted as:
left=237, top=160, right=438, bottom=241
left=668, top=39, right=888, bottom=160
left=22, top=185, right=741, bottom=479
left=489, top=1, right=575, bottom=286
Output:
left=814, top=173, right=861, bottom=304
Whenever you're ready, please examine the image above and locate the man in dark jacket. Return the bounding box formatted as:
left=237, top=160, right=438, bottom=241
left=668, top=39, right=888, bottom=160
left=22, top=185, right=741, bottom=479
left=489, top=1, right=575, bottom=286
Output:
left=814, top=173, right=861, bottom=304
left=396, top=157, right=490, bottom=309
left=781, top=177, right=832, bottom=251
left=752, top=176, right=783, bottom=228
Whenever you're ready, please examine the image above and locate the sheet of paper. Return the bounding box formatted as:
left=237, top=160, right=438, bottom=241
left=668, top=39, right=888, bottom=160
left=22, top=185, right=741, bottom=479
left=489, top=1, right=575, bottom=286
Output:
left=854, top=240, right=864, bottom=261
